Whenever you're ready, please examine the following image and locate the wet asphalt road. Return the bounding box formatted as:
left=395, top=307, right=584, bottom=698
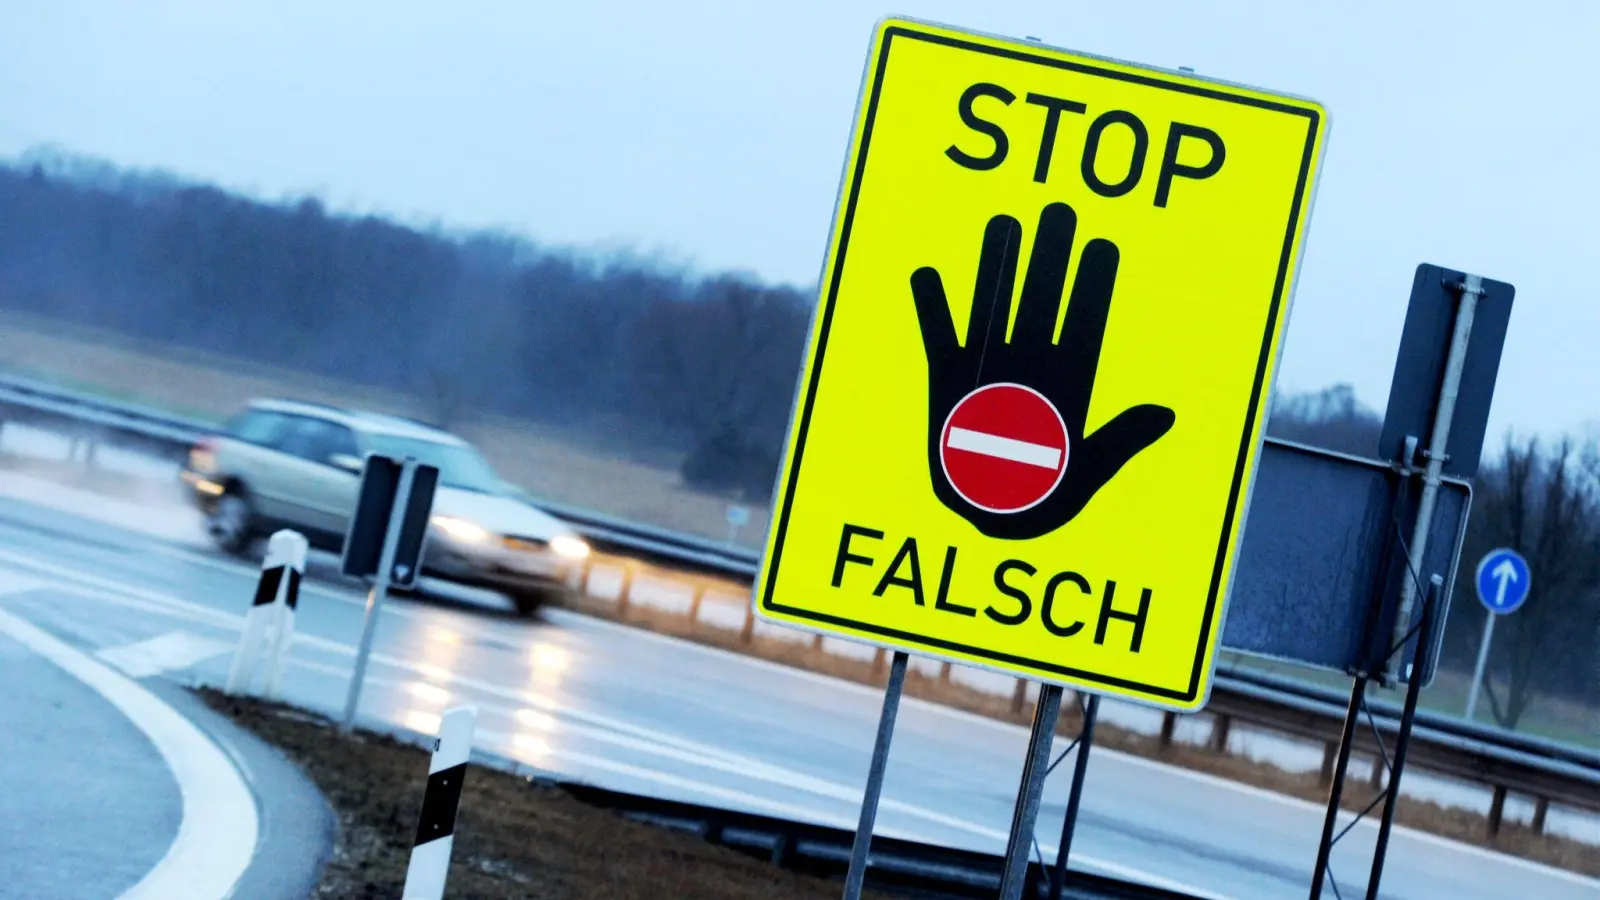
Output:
left=0, top=493, right=1594, bottom=900
left=0, top=629, right=180, bottom=899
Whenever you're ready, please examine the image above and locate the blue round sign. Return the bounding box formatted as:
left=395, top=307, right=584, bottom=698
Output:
left=1474, top=548, right=1531, bottom=615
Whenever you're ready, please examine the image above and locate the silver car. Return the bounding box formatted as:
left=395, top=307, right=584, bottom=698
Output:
left=181, top=398, right=590, bottom=616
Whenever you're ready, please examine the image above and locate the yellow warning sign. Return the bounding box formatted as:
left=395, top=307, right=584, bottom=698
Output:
left=754, top=18, right=1326, bottom=710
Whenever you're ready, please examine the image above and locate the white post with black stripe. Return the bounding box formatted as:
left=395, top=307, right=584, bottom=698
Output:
left=404, top=704, right=477, bottom=900
left=225, top=529, right=308, bottom=700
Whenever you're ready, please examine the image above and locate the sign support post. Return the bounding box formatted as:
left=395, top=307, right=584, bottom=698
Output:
left=342, top=456, right=417, bottom=732
left=1047, top=693, right=1100, bottom=900
left=841, top=650, right=908, bottom=900
left=1386, top=274, right=1482, bottom=677
left=1464, top=614, right=1496, bottom=721
left=1309, top=575, right=1443, bottom=900
left=998, top=684, right=1063, bottom=900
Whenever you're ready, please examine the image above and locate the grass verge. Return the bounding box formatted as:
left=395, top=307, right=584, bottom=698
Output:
left=200, top=688, right=888, bottom=900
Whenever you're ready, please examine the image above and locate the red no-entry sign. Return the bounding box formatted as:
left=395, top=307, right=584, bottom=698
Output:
left=939, top=383, right=1069, bottom=513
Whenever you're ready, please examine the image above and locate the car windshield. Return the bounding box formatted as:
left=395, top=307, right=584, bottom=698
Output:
left=361, top=435, right=504, bottom=494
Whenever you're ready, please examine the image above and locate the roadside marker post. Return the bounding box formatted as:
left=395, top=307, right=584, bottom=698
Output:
left=225, top=528, right=307, bottom=700
left=1465, top=548, right=1530, bottom=720
left=340, top=454, right=441, bottom=731
left=403, top=704, right=478, bottom=900
left=754, top=17, right=1327, bottom=900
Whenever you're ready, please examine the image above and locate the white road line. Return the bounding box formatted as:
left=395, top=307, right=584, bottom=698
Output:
left=946, top=426, right=1062, bottom=468
left=2, top=552, right=1239, bottom=899
left=0, top=607, right=258, bottom=900
left=97, top=630, right=236, bottom=679
left=7, top=546, right=1595, bottom=892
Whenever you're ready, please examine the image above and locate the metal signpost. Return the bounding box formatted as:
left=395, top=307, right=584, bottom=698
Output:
left=1307, top=267, right=1515, bottom=900
left=1465, top=548, right=1530, bottom=720
left=340, top=454, right=441, bottom=731
left=751, top=17, right=1327, bottom=899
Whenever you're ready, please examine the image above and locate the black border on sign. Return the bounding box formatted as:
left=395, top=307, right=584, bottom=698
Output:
left=760, top=25, right=1322, bottom=703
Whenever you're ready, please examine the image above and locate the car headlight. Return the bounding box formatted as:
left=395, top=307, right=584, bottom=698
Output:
left=431, top=515, right=492, bottom=543
left=550, top=534, right=590, bottom=559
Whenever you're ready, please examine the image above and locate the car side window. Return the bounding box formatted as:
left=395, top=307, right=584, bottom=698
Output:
left=275, top=416, right=334, bottom=462
left=278, top=417, right=360, bottom=468
left=320, top=424, right=360, bottom=464
left=226, top=410, right=291, bottom=448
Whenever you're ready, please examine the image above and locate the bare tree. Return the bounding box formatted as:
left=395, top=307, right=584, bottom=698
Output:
left=1467, top=435, right=1600, bottom=729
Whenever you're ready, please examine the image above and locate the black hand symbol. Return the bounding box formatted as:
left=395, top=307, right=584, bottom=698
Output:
left=911, top=202, right=1175, bottom=540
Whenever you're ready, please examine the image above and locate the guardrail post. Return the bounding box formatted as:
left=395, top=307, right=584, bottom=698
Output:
left=871, top=648, right=887, bottom=681
left=739, top=604, right=755, bottom=643
left=938, top=661, right=952, bottom=684
left=688, top=583, right=706, bottom=623
left=1368, top=753, right=1385, bottom=788
left=1319, top=741, right=1337, bottom=787
left=1159, top=711, right=1177, bottom=749
left=1486, top=785, right=1507, bottom=839
left=1531, top=796, right=1548, bottom=835
left=616, top=563, right=635, bottom=619
left=1010, top=678, right=1027, bottom=715
left=810, top=633, right=824, bottom=651
left=1208, top=713, right=1232, bottom=754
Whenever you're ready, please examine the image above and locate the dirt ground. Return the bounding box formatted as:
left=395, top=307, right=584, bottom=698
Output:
left=201, top=689, right=889, bottom=900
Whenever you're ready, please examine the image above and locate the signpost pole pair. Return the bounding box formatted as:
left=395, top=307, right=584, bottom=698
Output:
left=1310, top=266, right=1514, bottom=900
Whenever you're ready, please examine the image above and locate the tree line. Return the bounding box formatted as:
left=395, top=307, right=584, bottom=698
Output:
left=1267, top=385, right=1599, bottom=731
left=0, top=152, right=1592, bottom=732
left=0, top=151, right=809, bottom=499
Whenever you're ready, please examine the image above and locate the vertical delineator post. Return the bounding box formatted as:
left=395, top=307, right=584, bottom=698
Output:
left=841, top=650, right=909, bottom=900
left=342, top=457, right=416, bottom=731
left=999, top=683, right=1063, bottom=900
left=403, top=704, right=477, bottom=900
left=225, top=529, right=308, bottom=698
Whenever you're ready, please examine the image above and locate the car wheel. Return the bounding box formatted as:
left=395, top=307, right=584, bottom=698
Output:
left=509, top=585, right=569, bottom=619
left=207, top=490, right=257, bottom=557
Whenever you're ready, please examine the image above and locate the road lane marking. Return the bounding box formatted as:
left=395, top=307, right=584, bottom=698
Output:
left=8, top=543, right=1595, bottom=893
left=97, top=630, right=236, bottom=678
left=0, top=606, right=258, bottom=900
left=11, top=572, right=1240, bottom=898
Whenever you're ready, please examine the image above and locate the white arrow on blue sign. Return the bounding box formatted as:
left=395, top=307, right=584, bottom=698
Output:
left=1474, top=547, right=1530, bottom=615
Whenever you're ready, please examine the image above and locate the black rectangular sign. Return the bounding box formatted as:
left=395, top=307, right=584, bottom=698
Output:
left=340, top=455, right=440, bottom=589
left=1378, top=264, right=1515, bottom=477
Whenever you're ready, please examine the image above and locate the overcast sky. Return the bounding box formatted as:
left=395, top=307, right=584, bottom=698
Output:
left=1, top=0, right=1595, bottom=443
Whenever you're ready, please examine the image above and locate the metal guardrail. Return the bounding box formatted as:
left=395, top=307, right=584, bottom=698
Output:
left=2, top=372, right=1597, bottom=839
left=558, top=780, right=1197, bottom=900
